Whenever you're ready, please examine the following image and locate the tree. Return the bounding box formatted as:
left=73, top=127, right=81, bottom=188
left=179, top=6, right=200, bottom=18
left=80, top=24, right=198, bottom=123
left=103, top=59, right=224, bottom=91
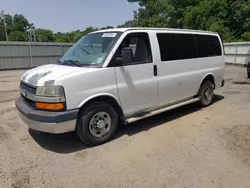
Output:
left=4, top=14, right=13, bottom=34
left=101, top=26, right=114, bottom=30
left=54, top=32, right=71, bottom=43
left=0, top=14, right=12, bottom=41
left=36, top=29, right=54, bottom=42
left=128, top=0, right=250, bottom=42
left=82, top=26, right=97, bottom=35
left=72, top=27, right=97, bottom=42
left=54, top=27, right=97, bottom=43
left=184, top=0, right=234, bottom=41
left=242, top=32, right=250, bottom=41
left=226, top=0, right=250, bottom=38
left=55, top=35, right=70, bottom=43
left=1, top=13, right=108, bottom=42
left=0, top=13, right=33, bottom=41
left=128, top=0, right=197, bottom=28
left=12, top=14, right=33, bottom=32
left=0, top=21, right=6, bottom=41
left=8, top=31, right=28, bottom=41
left=0, top=26, right=6, bottom=41
left=117, top=20, right=135, bottom=28
left=72, top=32, right=83, bottom=42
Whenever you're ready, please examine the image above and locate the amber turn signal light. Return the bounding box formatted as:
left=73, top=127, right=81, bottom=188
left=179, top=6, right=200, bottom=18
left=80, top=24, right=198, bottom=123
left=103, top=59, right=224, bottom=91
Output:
left=35, top=102, right=64, bottom=110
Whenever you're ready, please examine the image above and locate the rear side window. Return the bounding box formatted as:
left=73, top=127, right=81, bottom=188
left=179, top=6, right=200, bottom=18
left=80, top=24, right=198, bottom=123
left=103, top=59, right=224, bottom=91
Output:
left=157, top=33, right=197, bottom=61
left=195, top=35, right=222, bottom=57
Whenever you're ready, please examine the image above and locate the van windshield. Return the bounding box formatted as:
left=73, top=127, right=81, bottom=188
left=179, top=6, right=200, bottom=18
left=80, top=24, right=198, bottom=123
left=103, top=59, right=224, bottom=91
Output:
left=60, top=32, right=121, bottom=67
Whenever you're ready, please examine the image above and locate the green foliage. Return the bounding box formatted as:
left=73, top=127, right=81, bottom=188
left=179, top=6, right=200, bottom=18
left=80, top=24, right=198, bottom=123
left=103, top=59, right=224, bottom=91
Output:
left=8, top=31, right=28, bottom=41
left=12, top=14, right=34, bottom=32
left=100, top=26, right=114, bottom=30
left=36, top=29, right=54, bottom=42
left=2, top=1, right=250, bottom=43
left=54, top=27, right=97, bottom=43
left=0, top=14, right=33, bottom=41
left=0, top=14, right=112, bottom=42
left=242, top=32, right=250, bottom=41
left=0, top=26, right=7, bottom=41
left=129, top=0, right=250, bottom=41
left=118, top=20, right=136, bottom=28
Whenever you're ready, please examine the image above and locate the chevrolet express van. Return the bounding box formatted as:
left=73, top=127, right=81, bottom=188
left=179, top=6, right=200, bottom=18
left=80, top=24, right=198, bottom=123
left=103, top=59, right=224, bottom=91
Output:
left=16, top=28, right=225, bottom=146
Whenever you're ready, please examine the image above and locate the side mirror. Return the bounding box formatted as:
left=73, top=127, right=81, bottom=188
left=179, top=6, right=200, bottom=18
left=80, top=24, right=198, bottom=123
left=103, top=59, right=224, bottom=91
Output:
left=116, top=47, right=133, bottom=65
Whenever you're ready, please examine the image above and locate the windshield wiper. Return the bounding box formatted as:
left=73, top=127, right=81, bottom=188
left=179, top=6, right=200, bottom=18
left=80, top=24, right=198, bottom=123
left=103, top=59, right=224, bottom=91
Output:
left=61, top=60, right=82, bottom=67
left=58, top=60, right=95, bottom=67
left=79, top=47, right=90, bottom=55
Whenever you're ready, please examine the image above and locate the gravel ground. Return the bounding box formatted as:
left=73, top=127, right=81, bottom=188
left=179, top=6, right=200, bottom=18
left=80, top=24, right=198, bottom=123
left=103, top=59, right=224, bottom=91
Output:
left=0, top=66, right=250, bottom=188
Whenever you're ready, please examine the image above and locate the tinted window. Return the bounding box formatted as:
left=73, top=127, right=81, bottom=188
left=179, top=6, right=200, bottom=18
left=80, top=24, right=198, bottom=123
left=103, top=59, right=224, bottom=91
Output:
left=157, top=33, right=197, bottom=61
left=195, top=35, right=222, bottom=57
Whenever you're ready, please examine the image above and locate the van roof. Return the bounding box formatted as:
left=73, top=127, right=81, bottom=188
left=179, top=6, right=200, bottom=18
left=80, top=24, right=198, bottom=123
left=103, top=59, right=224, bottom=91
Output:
left=93, top=27, right=218, bottom=35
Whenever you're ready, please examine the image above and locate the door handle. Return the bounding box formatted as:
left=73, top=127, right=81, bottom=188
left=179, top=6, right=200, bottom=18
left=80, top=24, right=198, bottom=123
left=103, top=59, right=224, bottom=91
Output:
left=153, top=65, right=158, bottom=76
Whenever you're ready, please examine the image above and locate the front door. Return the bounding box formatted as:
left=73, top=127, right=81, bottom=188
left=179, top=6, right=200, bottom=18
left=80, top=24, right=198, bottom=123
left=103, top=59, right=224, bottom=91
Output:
left=112, top=32, right=158, bottom=117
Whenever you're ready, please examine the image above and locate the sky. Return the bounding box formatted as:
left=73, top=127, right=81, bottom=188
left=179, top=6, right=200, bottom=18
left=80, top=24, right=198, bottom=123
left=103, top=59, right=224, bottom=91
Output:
left=1, top=0, right=139, bottom=32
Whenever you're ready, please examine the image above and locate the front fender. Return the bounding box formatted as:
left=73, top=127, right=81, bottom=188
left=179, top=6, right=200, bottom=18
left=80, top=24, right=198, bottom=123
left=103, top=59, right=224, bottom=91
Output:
left=77, top=93, right=120, bottom=108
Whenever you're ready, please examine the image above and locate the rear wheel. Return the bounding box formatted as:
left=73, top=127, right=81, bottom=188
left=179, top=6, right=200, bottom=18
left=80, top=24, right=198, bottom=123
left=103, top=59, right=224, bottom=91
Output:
left=247, top=72, right=250, bottom=78
left=198, top=80, right=214, bottom=107
left=76, top=101, right=118, bottom=146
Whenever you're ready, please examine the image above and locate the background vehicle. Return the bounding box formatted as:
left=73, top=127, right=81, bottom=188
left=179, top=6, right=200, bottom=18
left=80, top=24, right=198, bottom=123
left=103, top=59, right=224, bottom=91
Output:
left=16, top=28, right=225, bottom=146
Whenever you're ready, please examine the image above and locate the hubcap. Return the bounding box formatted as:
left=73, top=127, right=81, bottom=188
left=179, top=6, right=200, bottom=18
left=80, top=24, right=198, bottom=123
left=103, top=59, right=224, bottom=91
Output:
left=203, top=86, right=212, bottom=102
left=89, top=112, right=111, bottom=138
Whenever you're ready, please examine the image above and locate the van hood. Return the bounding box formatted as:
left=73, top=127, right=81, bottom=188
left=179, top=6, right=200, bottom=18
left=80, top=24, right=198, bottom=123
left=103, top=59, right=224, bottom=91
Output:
left=21, top=64, right=85, bottom=86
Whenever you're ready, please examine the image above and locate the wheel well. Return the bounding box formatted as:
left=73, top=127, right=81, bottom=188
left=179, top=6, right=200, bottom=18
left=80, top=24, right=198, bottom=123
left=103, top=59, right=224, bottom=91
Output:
left=196, top=74, right=215, bottom=97
left=201, top=74, right=215, bottom=88
left=79, top=96, right=125, bottom=122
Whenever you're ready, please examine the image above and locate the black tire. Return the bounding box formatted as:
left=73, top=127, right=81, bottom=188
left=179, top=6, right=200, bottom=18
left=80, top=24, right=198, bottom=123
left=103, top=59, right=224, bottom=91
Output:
left=247, top=73, right=250, bottom=78
left=198, top=80, right=214, bottom=107
left=76, top=101, right=118, bottom=146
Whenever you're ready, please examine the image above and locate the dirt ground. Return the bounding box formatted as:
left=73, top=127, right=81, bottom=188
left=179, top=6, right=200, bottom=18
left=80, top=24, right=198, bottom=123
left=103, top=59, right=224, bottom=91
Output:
left=0, top=65, right=250, bottom=188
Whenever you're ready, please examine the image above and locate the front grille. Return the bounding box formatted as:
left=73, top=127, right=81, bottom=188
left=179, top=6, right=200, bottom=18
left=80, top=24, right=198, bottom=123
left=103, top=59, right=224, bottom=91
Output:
left=21, top=95, right=36, bottom=108
left=20, top=82, right=36, bottom=108
left=20, top=82, right=36, bottom=94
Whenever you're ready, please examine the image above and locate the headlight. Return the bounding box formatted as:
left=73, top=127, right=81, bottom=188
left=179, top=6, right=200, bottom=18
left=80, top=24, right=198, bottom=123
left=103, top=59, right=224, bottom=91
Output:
left=36, top=86, right=65, bottom=97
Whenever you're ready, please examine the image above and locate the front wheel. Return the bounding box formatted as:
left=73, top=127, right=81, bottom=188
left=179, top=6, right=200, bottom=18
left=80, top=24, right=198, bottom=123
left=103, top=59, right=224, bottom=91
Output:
left=76, top=101, right=118, bottom=146
left=198, top=80, right=214, bottom=107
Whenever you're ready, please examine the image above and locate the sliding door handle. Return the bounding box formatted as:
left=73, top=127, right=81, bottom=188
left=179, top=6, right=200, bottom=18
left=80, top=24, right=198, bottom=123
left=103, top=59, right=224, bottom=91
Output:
left=153, top=65, right=158, bottom=76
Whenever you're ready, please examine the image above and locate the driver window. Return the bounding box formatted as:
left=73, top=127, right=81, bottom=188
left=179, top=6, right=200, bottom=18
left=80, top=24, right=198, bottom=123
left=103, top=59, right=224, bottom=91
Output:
left=113, top=32, right=152, bottom=65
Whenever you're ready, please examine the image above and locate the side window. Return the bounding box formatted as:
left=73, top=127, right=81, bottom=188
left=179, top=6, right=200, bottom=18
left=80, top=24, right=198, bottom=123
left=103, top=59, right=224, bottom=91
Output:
left=157, top=33, right=176, bottom=61
left=157, top=33, right=197, bottom=61
left=195, top=35, right=222, bottom=57
left=114, top=32, right=152, bottom=65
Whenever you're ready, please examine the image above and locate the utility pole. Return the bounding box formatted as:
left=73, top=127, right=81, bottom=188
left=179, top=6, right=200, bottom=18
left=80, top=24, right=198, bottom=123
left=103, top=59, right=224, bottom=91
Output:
left=1, top=10, right=8, bottom=41
left=27, top=28, right=36, bottom=68
left=28, top=29, right=36, bottom=42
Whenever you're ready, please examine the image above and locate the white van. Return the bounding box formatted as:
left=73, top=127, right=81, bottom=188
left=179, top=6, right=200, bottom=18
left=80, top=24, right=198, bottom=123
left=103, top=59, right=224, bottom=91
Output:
left=16, top=28, right=225, bottom=146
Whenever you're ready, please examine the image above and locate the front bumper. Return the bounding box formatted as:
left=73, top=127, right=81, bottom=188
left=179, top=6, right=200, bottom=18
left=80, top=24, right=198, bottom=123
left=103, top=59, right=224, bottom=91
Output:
left=15, top=97, right=79, bottom=134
